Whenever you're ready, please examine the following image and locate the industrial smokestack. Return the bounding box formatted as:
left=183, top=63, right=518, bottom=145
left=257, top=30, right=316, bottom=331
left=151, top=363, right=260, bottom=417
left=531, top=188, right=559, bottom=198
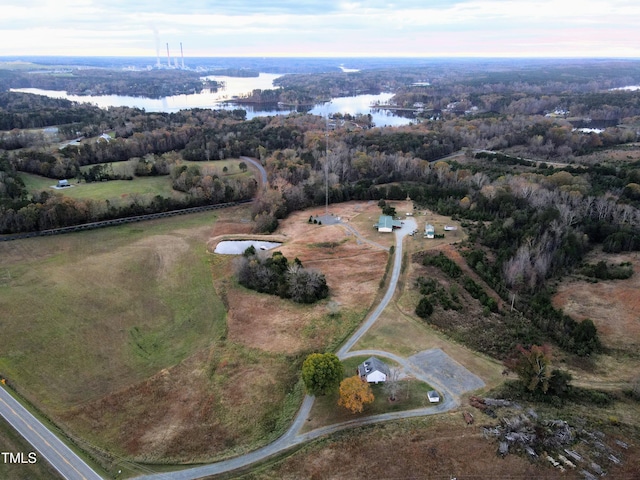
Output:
left=180, top=42, right=185, bottom=69
left=166, top=43, right=171, bottom=67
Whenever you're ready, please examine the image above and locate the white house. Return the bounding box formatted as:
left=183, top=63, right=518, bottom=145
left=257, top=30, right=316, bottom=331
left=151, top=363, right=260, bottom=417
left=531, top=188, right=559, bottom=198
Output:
left=425, top=224, right=435, bottom=239
left=357, top=357, right=390, bottom=384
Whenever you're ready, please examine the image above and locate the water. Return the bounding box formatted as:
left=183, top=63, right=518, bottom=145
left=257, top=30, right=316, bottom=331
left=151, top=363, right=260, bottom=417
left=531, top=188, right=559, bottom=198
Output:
left=214, top=240, right=282, bottom=255
left=11, top=74, right=413, bottom=127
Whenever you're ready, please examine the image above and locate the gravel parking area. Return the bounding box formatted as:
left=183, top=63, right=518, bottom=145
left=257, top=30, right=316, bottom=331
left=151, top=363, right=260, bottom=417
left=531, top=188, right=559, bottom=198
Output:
left=408, top=349, right=485, bottom=397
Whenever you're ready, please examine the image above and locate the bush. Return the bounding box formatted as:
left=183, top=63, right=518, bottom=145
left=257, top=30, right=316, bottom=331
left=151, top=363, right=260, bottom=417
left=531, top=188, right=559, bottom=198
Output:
left=416, top=297, right=434, bottom=319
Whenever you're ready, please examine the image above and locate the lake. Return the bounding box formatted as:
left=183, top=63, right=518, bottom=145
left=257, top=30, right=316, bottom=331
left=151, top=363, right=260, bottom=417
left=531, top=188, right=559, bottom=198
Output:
left=11, top=73, right=413, bottom=127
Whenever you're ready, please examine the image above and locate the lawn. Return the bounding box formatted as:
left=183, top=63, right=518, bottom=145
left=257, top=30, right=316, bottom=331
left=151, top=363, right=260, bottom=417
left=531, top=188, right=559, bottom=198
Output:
left=19, top=171, right=186, bottom=202
left=301, top=355, right=436, bottom=432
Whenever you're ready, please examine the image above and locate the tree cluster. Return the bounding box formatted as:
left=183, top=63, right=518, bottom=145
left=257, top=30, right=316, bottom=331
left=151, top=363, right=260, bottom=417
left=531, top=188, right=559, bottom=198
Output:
left=235, top=248, right=328, bottom=304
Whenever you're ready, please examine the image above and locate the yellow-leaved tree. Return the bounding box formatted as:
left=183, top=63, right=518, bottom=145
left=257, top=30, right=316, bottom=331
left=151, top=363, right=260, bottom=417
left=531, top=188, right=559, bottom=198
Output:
left=338, top=375, right=374, bottom=413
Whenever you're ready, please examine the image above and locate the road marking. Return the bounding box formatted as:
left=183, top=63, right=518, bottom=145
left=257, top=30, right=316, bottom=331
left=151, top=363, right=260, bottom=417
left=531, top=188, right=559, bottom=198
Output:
left=1, top=388, right=97, bottom=479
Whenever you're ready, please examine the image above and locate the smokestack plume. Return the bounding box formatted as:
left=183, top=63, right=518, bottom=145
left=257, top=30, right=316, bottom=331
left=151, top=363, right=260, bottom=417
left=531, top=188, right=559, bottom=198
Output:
left=180, top=42, right=185, bottom=69
left=154, top=28, right=160, bottom=67
left=166, top=43, right=171, bottom=67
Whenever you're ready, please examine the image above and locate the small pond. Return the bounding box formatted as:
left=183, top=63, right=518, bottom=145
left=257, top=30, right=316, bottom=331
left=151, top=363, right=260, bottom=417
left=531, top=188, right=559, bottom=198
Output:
left=214, top=240, right=281, bottom=254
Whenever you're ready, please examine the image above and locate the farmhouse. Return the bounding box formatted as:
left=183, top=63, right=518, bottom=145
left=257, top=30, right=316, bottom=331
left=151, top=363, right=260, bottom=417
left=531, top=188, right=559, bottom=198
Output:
left=357, top=356, right=390, bottom=384
left=425, top=224, right=435, bottom=239
left=374, top=215, right=402, bottom=233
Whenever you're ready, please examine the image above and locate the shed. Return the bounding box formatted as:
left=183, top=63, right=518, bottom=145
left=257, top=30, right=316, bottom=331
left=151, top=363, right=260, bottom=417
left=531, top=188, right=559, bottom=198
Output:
left=357, top=357, right=390, bottom=384
left=375, top=215, right=402, bottom=233
left=425, top=224, right=435, bottom=239
left=57, top=179, right=70, bottom=188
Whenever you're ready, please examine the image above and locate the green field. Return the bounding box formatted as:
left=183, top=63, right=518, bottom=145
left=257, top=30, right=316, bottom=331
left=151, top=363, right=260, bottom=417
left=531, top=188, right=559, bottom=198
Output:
left=19, top=172, right=186, bottom=202
left=0, top=211, right=226, bottom=409
left=18, top=158, right=250, bottom=203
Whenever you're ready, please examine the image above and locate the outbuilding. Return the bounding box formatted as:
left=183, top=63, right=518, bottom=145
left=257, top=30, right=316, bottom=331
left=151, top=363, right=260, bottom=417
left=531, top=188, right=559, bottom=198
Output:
left=357, top=357, right=390, bottom=384
left=374, top=215, right=402, bottom=233
left=57, top=179, right=70, bottom=188
left=425, top=224, right=435, bottom=239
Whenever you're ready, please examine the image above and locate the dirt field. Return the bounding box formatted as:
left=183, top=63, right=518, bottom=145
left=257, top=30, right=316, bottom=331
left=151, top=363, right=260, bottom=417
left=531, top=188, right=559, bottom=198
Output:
left=553, top=252, right=640, bottom=351
left=219, top=202, right=390, bottom=354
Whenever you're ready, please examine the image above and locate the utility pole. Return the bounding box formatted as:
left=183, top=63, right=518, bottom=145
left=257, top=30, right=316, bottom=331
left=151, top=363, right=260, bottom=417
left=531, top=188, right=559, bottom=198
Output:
left=325, top=114, right=329, bottom=217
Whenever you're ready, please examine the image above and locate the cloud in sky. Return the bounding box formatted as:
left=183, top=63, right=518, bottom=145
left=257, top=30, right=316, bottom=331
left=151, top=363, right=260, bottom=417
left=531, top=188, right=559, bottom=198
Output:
left=1, top=0, right=639, bottom=57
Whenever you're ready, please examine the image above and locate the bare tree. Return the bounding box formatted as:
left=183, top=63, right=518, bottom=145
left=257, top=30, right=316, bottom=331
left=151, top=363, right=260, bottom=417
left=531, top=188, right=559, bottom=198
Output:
left=382, top=368, right=403, bottom=401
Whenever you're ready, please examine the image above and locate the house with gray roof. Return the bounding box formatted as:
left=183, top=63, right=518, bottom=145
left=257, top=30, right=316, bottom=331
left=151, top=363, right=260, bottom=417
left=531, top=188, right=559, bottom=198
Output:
left=357, top=356, right=390, bottom=384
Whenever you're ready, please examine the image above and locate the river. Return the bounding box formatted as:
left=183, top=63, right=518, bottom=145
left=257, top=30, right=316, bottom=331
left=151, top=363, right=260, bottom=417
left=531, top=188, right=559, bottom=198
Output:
left=11, top=73, right=413, bottom=127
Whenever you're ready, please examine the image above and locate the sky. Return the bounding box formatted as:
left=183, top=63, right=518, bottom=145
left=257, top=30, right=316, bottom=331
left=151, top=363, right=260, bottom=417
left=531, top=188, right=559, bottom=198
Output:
left=1, top=0, right=639, bottom=58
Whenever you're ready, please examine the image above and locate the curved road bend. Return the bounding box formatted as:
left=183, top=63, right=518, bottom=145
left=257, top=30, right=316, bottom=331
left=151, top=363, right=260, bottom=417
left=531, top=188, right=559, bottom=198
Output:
left=240, top=156, right=268, bottom=188
left=0, top=386, right=102, bottom=480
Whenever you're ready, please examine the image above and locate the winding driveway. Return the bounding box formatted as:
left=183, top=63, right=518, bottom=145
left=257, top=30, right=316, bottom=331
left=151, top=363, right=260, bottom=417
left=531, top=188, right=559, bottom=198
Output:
left=1, top=210, right=484, bottom=480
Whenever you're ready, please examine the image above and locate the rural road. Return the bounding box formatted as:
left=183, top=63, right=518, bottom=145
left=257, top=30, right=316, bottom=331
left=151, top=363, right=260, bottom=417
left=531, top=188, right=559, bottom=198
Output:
left=240, top=156, right=268, bottom=187
left=0, top=386, right=102, bottom=480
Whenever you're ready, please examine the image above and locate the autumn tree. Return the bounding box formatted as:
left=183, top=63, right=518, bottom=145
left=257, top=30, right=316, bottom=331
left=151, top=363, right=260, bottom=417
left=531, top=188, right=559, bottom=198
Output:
left=302, top=353, right=343, bottom=396
left=338, top=375, right=375, bottom=413
left=505, top=344, right=553, bottom=394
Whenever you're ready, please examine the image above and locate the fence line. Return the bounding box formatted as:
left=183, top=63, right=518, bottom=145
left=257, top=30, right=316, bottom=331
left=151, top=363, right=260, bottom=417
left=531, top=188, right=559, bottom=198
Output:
left=0, top=199, right=252, bottom=242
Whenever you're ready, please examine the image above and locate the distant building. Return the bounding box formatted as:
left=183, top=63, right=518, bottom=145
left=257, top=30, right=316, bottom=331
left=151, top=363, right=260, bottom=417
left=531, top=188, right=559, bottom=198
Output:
left=374, top=215, right=402, bottom=233
left=427, top=390, right=440, bottom=403
left=425, top=224, right=435, bottom=239
left=57, top=179, right=70, bottom=188
left=357, top=357, right=390, bottom=384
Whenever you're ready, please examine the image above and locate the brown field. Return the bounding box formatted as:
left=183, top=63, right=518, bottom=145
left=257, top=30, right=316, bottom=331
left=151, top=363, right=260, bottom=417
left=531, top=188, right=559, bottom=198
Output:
left=553, top=252, right=640, bottom=351
left=552, top=251, right=640, bottom=389
left=241, top=414, right=640, bottom=480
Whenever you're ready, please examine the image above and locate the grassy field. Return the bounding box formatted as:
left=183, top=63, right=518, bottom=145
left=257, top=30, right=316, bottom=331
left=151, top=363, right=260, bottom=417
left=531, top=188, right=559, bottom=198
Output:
left=302, top=355, right=437, bottom=432
left=19, top=172, right=186, bottom=202
left=0, top=202, right=390, bottom=472
left=18, top=158, right=250, bottom=203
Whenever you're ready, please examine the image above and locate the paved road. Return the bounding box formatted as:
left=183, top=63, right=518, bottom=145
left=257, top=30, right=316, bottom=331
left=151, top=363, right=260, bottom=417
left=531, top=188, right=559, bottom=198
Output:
left=240, top=156, right=268, bottom=187
left=0, top=386, right=102, bottom=480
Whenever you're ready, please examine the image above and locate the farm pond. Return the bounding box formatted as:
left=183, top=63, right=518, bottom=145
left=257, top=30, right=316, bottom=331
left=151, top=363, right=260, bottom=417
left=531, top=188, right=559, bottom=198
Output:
left=214, top=240, right=282, bottom=254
